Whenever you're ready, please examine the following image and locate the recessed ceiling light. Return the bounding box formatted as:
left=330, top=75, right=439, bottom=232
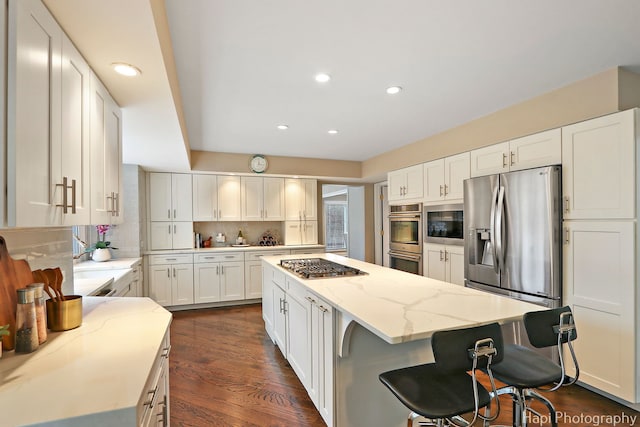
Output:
left=277, top=124, right=289, bottom=130
left=386, top=86, right=402, bottom=95
left=112, top=63, right=141, bottom=77
left=328, top=129, right=338, bottom=135
left=315, top=73, right=331, bottom=83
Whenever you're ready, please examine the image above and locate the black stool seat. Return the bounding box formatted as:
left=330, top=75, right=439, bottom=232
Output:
left=491, top=344, right=562, bottom=389
left=380, top=363, right=491, bottom=419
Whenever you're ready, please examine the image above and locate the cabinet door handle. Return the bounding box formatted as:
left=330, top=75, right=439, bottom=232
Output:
left=167, top=268, right=170, bottom=278
left=216, top=265, right=220, bottom=275
left=213, top=209, right=217, bottom=220
left=221, top=265, right=224, bottom=275
left=319, top=305, right=328, bottom=313
left=115, top=192, right=119, bottom=216
left=439, top=250, right=444, bottom=261
left=174, top=209, right=177, bottom=219
left=161, top=345, right=171, bottom=358
left=444, top=184, right=448, bottom=196
left=173, top=225, right=177, bottom=234
left=168, top=225, right=171, bottom=235
left=204, top=256, right=215, bottom=260
left=279, top=298, right=283, bottom=313
left=71, top=179, right=77, bottom=214
left=167, top=209, right=171, bottom=219
left=564, top=227, right=570, bottom=244
left=444, top=249, right=449, bottom=262
left=165, top=258, right=177, bottom=261
left=173, top=267, right=176, bottom=277
left=225, top=255, right=235, bottom=259
left=439, top=185, right=443, bottom=197
left=510, top=151, right=515, bottom=166
left=564, top=196, right=570, bottom=213
left=502, top=153, right=508, bottom=168
left=56, top=176, right=69, bottom=213
left=282, top=300, right=287, bottom=314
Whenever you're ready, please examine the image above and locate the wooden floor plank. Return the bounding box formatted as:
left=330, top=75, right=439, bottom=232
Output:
left=169, top=304, right=639, bottom=426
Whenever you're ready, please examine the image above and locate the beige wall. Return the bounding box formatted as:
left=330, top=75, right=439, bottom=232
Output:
left=191, top=151, right=361, bottom=179
left=362, top=67, right=639, bottom=180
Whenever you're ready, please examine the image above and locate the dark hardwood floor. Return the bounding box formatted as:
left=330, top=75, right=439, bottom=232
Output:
left=169, top=304, right=639, bottom=427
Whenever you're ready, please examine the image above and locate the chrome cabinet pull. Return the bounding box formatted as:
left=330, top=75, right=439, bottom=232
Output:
left=439, top=185, right=443, bottom=196
left=444, top=249, right=449, bottom=262
left=167, top=209, right=171, bottom=219
left=173, top=267, right=176, bottom=277
left=510, top=151, right=515, bottom=166
left=56, top=176, right=69, bottom=213
left=564, top=196, right=570, bottom=213
left=439, top=250, right=444, bottom=261
left=444, top=184, right=448, bottom=196
left=168, top=225, right=171, bottom=234
left=221, top=265, right=224, bottom=275
left=173, top=209, right=177, bottom=219
left=216, top=265, right=220, bottom=275
left=167, top=268, right=170, bottom=278
left=115, top=192, right=119, bottom=216
left=564, top=228, right=570, bottom=244
left=502, top=153, right=508, bottom=168
left=173, top=225, right=177, bottom=234
left=71, top=179, right=77, bottom=214
left=57, top=177, right=77, bottom=214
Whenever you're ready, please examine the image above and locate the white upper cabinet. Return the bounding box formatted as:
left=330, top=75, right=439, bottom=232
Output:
left=285, top=179, right=318, bottom=221
left=217, top=176, right=242, bottom=221
left=562, top=110, right=636, bottom=220
left=149, top=173, right=192, bottom=221
left=470, top=128, right=561, bottom=177
left=192, top=174, right=218, bottom=221
left=6, top=0, right=93, bottom=226
left=388, top=164, right=423, bottom=203
left=241, top=177, right=285, bottom=221
left=424, top=153, right=470, bottom=203
left=90, top=74, right=122, bottom=225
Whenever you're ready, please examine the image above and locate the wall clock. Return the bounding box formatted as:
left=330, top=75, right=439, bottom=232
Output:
left=250, top=154, right=268, bottom=173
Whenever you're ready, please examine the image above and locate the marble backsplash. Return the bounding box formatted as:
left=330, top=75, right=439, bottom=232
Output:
left=0, top=227, right=74, bottom=295
left=194, top=221, right=284, bottom=247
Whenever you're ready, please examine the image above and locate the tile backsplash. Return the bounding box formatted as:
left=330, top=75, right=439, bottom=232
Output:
left=0, top=227, right=74, bottom=295
left=194, top=221, right=284, bottom=247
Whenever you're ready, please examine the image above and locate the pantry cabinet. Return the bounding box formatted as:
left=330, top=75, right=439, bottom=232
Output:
left=149, top=173, right=193, bottom=250
left=423, top=153, right=470, bottom=203
left=149, top=173, right=192, bottom=222
left=562, top=109, right=636, bottom=220
left=423, top=243, right=464, bottom=286
left=388, top=164, right=423, bottom=203
left=7, top=0, right=95, bottom=227
left=194, top=253, right=245, bottom=303
left=470, top=128, right=561, bottom=177
left=563, top=220, right=636, bottom=402
left=285, top=178, right=318, bottom=221
left=241, top=176, right=285, bottom=221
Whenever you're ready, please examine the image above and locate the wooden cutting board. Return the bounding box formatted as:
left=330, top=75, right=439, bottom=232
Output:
left=0, top=236, right=35, bottom=350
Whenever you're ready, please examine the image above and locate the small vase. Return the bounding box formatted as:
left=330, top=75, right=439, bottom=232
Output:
left=92, top=248, right=111, bottom=262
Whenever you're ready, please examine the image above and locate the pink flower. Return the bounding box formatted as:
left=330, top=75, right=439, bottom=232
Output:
left=96, top=225, right=110, bottom=237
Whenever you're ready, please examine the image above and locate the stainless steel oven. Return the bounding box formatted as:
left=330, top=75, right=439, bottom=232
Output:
left=424, top=203, right=464, bottom=246
left=389, top=250, right=423, bottom=275
left=389, top=204, right=423, bottom=275
left=389, top=204, right=422, bottom=253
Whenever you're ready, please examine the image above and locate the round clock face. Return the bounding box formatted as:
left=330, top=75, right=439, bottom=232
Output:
left=250, top=155, right=268, bottom=173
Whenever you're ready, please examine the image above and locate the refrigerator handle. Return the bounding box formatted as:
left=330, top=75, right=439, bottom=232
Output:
left=495, top=186, right=506, bottom=272
left=489, top=185, right=500, bottom=274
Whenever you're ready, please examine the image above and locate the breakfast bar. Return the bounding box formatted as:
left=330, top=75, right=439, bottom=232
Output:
left=262, top=253, right=543, bottom=427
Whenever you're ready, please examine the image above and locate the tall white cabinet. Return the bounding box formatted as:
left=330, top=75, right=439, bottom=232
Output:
left=562, top=109, right=640, bottom=404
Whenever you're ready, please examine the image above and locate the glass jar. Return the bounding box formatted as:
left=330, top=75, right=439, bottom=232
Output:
left=27, top=283, right=47, bottom=344
left=15, top=288, right=39, bottom=353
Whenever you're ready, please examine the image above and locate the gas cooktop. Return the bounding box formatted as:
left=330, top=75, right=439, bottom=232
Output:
left=280, top=258, right=368, bottom=279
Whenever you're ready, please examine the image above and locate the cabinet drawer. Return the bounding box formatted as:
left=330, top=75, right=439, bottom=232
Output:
left=271, top=267, right=285, bottom=288
left=246, top=250, right=290, bottom=261
left=286, top=276, right=306, bottom=300
left=148, top=254, right=193, bottom=265
left=195, top=252, right=244, bottom=263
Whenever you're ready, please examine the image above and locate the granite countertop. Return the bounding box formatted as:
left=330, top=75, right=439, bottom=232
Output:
left=0, top=297, right=172, bottom=426
left=262, top=253, right=543, bottom=344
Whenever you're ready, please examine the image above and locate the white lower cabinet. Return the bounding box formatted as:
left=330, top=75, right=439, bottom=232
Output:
left=139, top=328, right=170, bottom=427
left=246, top=250, right=290, bottom=299
left=194, top=253, right=245, bottom=303
left=423, top=243, right=464, bottom=285
left=563, top=220, right=636, bottom=402
left=261, top=262, right=334, bottom=426
left=148, top=254, right=194, bottom=307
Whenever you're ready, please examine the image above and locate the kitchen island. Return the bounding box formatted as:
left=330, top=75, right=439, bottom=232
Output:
left=0, top=297, right=172, bottom=426
left=262, top=253, right=543, bottom=427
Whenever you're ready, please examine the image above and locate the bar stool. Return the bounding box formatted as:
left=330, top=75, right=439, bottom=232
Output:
left=379, top=322, right=504, bottom=427
left=490, top=306, right=579, bottom=427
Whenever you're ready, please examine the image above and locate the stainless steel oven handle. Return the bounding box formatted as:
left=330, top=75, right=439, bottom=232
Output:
left=389, top=251, right=421, bottom=261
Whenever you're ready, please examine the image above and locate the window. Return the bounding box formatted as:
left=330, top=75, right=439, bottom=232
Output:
left=325, top=201, right=348, bottom=251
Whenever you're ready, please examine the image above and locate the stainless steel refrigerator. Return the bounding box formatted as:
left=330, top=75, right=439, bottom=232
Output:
left=464, top=165, right=562, bottom=308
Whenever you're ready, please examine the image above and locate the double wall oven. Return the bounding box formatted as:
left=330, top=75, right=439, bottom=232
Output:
left=388, top=204, right=423, bottom=275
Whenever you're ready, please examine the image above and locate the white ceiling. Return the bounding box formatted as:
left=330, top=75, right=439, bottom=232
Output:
left=45, top=0, right=640, bottom=170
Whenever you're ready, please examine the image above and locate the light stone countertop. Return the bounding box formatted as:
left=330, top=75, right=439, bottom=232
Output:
left=73, top=257, right=142, bottom=271
left=0, top=297, right=172, bottom=426
left=263, top=253, right=544, bottom=344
